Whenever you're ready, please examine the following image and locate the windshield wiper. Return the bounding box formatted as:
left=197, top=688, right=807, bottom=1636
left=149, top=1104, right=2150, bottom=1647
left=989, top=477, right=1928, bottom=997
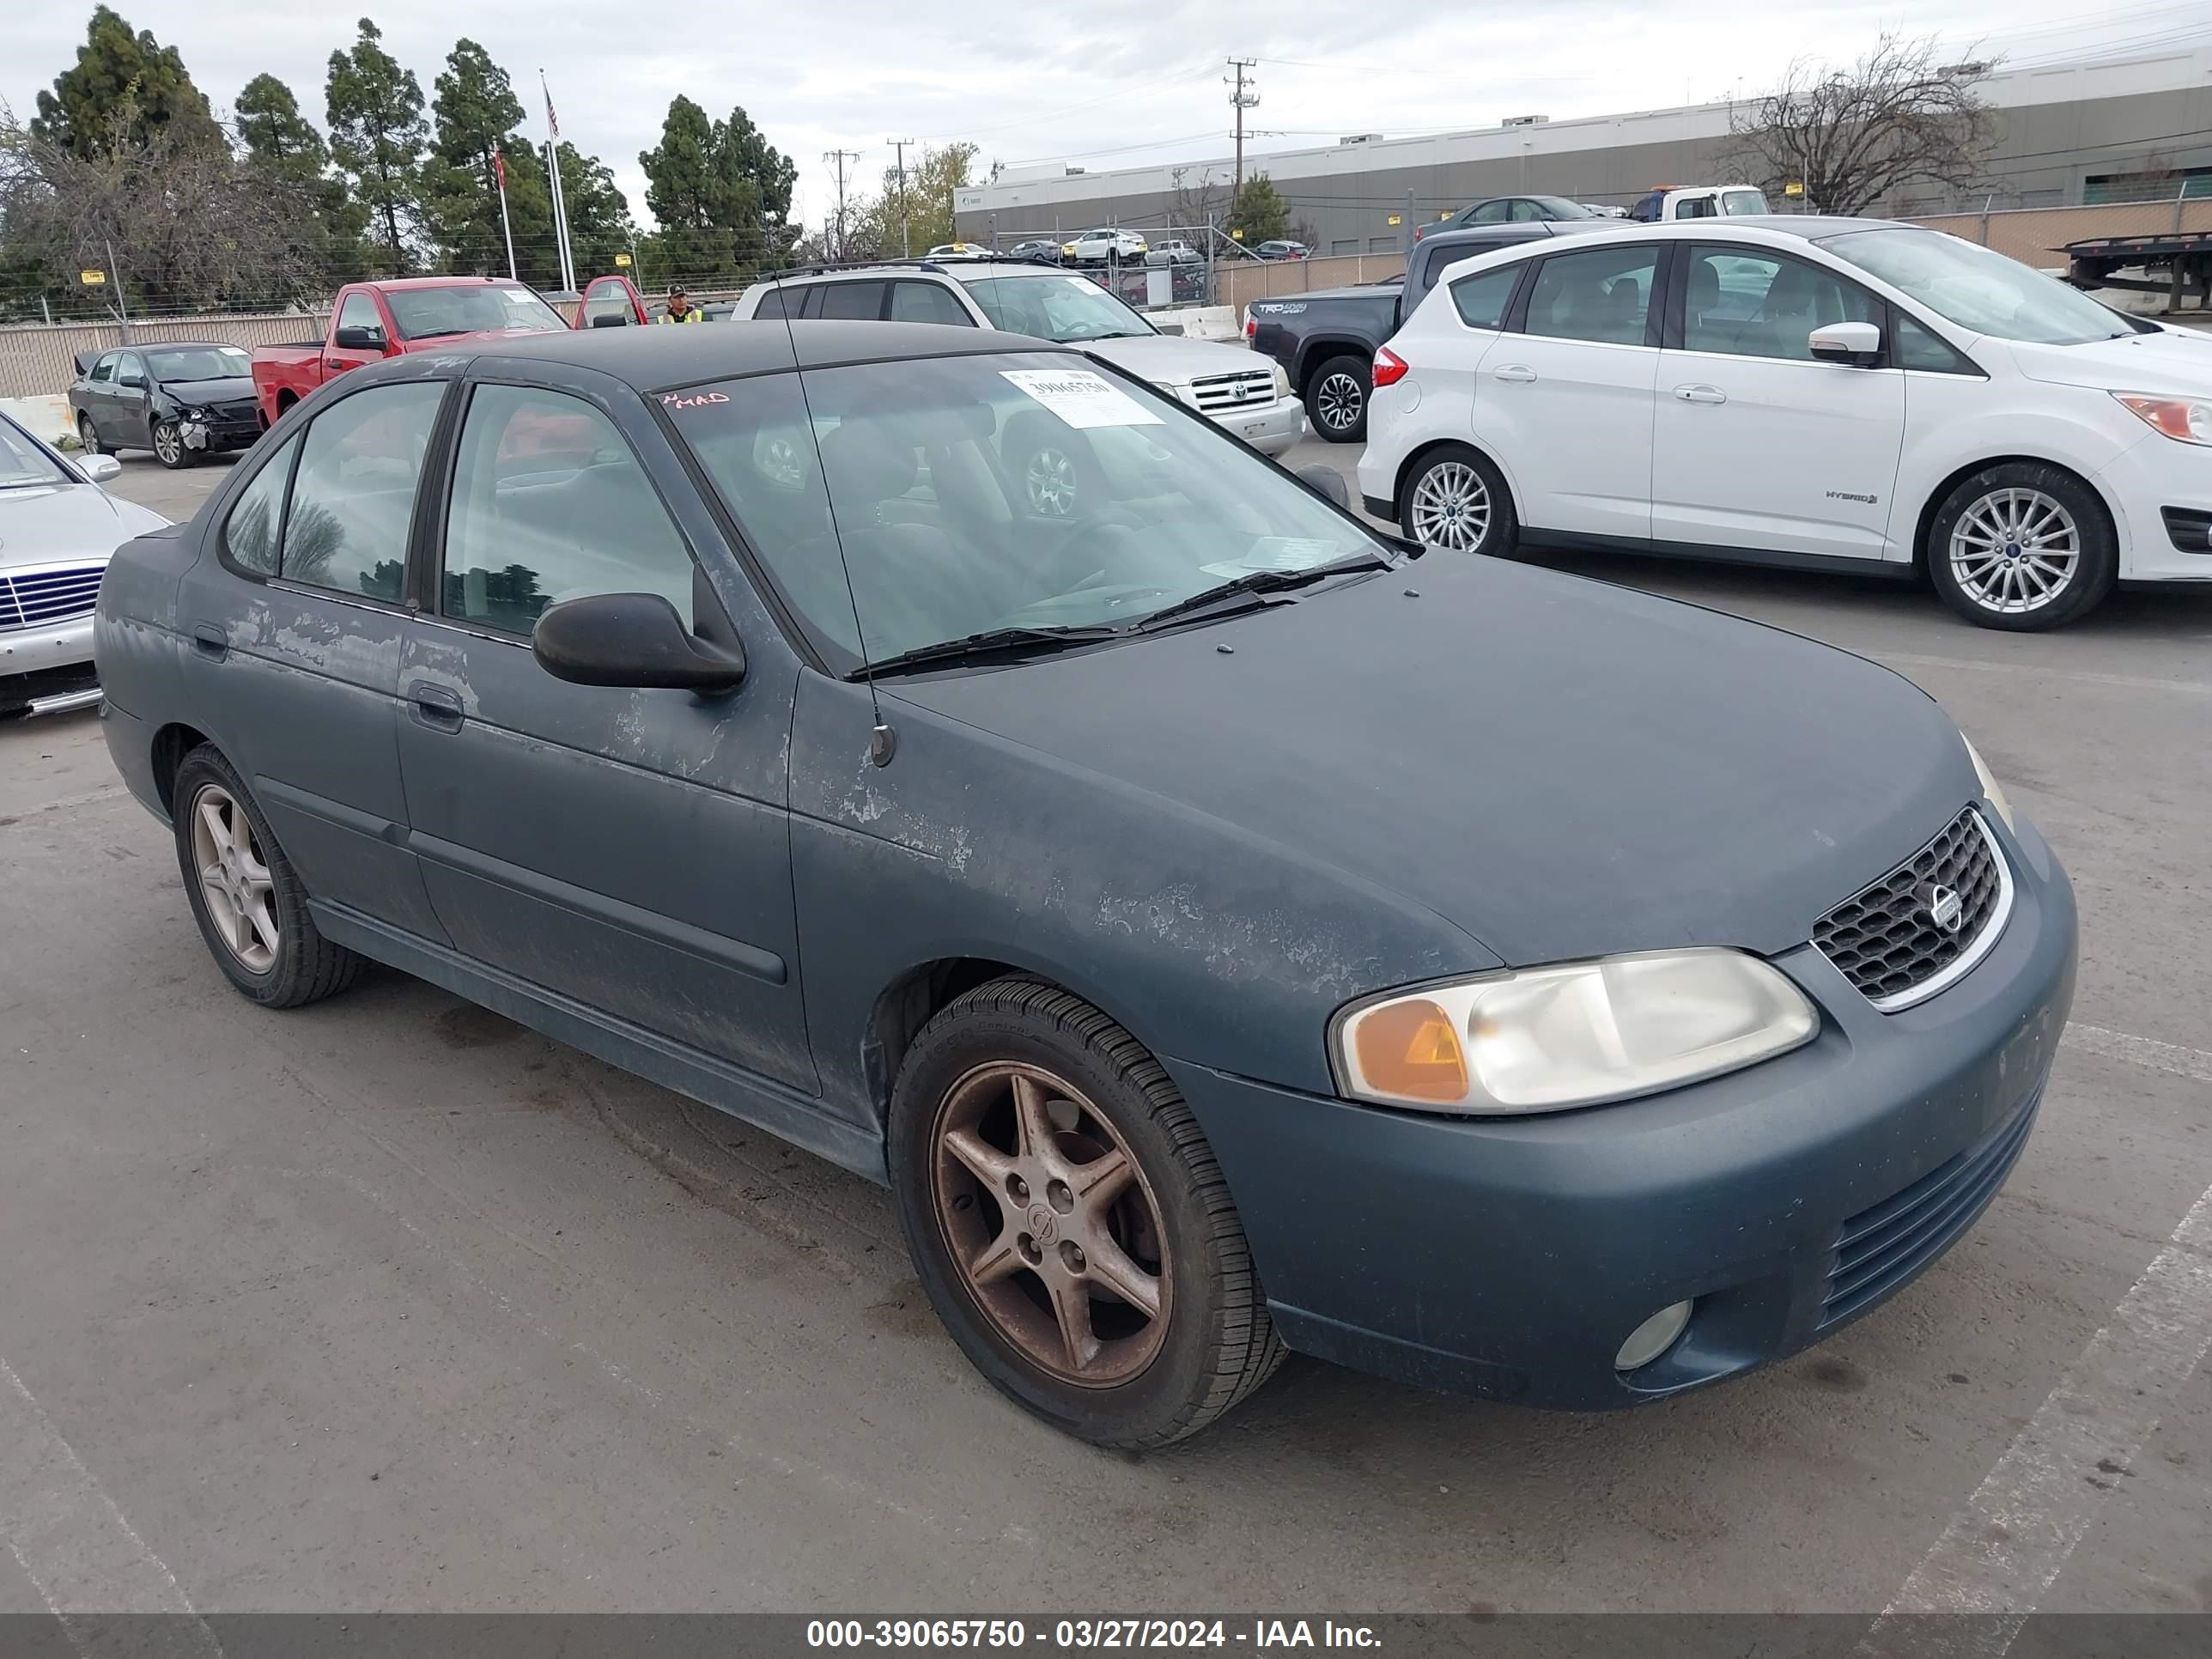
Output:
left=855, top=623, right=1122, bottom=678
left=404, top=328, right=467, bottom=341
left=1134, top=552, right=1392, bottom=632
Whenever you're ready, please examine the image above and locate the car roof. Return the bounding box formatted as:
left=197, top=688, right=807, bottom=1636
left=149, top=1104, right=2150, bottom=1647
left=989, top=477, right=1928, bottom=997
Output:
left=364, top=275, right=535, bottom=290
left=399, top=318, right=1067, bottom=393
left=759, top=258, right=1069, bottom=284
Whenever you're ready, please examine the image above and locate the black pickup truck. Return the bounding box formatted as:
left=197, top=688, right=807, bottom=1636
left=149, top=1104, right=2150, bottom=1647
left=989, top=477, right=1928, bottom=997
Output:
left=1244, top=222, right=1595, bottom=441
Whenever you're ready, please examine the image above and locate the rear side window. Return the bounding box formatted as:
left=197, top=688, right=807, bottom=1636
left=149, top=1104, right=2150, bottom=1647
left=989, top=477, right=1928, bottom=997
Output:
left=89, top=355, right=115, bottom=384
left=890, top=282, right=974, bottom=326
left=1523, top=246, right=1660, bottom=346
left=222, top=438, right=298, bottom=576
left=441, top=384, right=694, bottom=636
left=752, top=286, right=793, bottom=319
left=281, top=382, right=444, bottom=602
left=1450, top=265, right=1522, bottom=331
left=815, top=281, right=888, bottom=320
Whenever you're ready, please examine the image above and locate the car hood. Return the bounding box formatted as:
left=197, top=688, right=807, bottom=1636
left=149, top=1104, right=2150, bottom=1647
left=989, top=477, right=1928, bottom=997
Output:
left=890, top=555, right=1977, bottom=967
left=158, top=374, right=256, bottom=407
left=1083, top=334, right=1278, bottom=386
left=0, top=481, right=165, bottom=568
left=2002, top=326, right=2212, bottom=392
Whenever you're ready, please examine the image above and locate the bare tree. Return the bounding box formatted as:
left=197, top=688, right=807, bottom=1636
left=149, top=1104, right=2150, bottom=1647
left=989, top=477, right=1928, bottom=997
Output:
left=1168, top=165, right=1231, bottom=238
left=1729, top=34, right=1996, bottom=217
left=1, top=100, right=321, bottom=317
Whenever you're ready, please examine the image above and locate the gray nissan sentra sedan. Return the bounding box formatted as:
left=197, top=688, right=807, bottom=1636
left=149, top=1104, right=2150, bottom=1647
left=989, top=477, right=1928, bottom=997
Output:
left=94, top=321, right=2077, bottom=1448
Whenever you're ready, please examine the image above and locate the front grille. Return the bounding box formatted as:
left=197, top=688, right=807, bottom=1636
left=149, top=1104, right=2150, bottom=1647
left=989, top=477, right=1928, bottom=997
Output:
left=186, top=399, right=258, bottom=428
left=1190, top=370, right=1276, bottom=413
left=1814, top=806, right=2008, bottom=1010
left=0, top=566, right=106, bottom=631
left=1820, top=1080, right=2043, bottom=1330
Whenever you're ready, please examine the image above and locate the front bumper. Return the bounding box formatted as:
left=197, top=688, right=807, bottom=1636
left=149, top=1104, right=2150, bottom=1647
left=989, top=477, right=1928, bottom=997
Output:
left=1166, top=812, right=2077, bottom=1410
left=1206, top=393, right=1305, bottom=456
left=2095, top=429, right=2212, bottom=580
left=0, top=613, right=95, bottom=679
left=176, top=412, right=260, bottom=453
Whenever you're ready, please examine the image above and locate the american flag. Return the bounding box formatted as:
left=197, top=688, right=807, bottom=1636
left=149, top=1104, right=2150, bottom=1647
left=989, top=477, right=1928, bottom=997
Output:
left=541, top=73, right=560, bottom=139
left=493, top=142, right=507, bottom=189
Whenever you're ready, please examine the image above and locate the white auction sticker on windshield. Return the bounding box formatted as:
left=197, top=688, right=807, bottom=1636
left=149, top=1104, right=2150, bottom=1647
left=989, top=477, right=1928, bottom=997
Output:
left=1000, top=368, right=1161, bottom=428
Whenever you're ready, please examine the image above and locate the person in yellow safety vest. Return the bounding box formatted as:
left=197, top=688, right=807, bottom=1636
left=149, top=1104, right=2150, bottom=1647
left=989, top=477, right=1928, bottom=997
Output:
left=660, top=285, right=703, bottom=322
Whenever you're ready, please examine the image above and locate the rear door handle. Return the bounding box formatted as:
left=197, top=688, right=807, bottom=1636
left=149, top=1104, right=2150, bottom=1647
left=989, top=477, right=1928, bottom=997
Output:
left=1492, top=364, right=1539, bottom=383
left=191, top=623, right=228, bottom=660
left=325, top=359, right=352, bottom=372
left=1674, top=384, right=1728, bottom=404
left=407, top=680, right=465, bottom=732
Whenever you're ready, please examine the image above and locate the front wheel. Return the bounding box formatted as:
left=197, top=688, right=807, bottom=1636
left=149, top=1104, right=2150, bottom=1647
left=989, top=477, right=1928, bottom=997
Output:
left=152, top=419, right=192, bottom=469
left=890, top=978, right=1284, bottom=1448
left=1401, top=446, right=1517, bottom=557
left=1926, top=463, right=2115, bottom=630
left=1304, top=354, right=1369, bottom=443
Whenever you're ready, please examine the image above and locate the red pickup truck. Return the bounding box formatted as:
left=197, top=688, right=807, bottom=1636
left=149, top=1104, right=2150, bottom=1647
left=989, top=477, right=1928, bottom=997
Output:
left=251, top=276, right=573, bottom=429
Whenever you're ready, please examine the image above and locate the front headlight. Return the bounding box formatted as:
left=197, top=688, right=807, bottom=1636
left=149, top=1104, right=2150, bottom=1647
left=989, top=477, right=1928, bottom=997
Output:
left=2113, top=392, right=2212, bottom=446
left=1332, top=949, right=1817, bottom=1115
left=1270, top=362, right=1291, bottom=400
left=1961, top=734, right=2015, bottom=830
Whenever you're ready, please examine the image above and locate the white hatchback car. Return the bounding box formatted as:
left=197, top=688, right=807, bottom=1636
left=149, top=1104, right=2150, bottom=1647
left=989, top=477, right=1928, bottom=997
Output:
left=1358, top=218, right=2212, bottom=629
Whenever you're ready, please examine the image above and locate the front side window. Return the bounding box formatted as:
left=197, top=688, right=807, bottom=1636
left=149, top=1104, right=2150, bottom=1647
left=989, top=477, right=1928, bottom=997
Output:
left=1523, top=245, right=1660, bottom=346
left=815, top=281, right=888, bottom=320
left=890, top=281, right=975, bottom=326
left=1451, top=264, right=1523, bottom=330
left=963, top=274, right=1152, bottom=342
left=1820, top=225, right=2132, bottom=345
left=1681, top=249, right=1878, bottom=361
left=117, top=354, right=146, bottom=387
left=222, top=436, right=297, bottom=574
left=281, top=382, right=445, bottom=601
left=665, top=352, right=1389, bottom=668
left=1893, top=313, right=1980, bottom=374
left=337, top=291, right=383, bottom=337
left=581, top=283, right=635, bottom=326
left=1471, top=199, right=1512, bottom=224
left=383, top=283, right=567, bottom=341
left=441, top=384, right=694, bottom=636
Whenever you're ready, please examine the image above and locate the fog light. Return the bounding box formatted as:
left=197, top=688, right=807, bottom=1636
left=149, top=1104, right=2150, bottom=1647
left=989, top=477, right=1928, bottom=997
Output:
left=1614, top=1300, right=1693, bottom=1371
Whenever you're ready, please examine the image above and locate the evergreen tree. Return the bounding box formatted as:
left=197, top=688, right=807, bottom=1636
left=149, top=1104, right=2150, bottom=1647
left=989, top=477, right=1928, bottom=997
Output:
left=30, top=6, right=220, bottom=161
left=1231, top=174, right=1291, bottom=245
left=236, top=72, right=369, bottom=283
left=325, top=18, right=427, bottom=274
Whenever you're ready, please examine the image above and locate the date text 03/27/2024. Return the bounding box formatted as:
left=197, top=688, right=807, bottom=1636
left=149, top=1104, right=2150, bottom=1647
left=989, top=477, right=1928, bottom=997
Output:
left=805, top=1620, right=1382, bottom=1649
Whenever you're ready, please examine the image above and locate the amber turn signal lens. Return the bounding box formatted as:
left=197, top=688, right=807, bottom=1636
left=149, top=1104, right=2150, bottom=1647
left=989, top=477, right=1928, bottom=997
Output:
left=1348, top=998, right=1467, bottom=1103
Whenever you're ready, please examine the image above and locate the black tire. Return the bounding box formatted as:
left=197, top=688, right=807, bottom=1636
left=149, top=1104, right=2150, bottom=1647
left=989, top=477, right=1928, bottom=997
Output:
left=76, top=414, right=100, bottom=456
left=152, top=419, right=194, bottom=469
left=1924, top=462, right=2116, bottom=631
left=1400, top=444, right=1519, bottom=558
left=172, top=744, right=363, bottom=1008
left=1304, top=353, right=1370, bottom=444
left=889, top=977, right=1285, bottom=1449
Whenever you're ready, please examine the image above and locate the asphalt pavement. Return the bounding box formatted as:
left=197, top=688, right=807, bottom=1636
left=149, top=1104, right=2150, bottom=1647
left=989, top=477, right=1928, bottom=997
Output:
left=1, top=445, right=2208, bottom=1618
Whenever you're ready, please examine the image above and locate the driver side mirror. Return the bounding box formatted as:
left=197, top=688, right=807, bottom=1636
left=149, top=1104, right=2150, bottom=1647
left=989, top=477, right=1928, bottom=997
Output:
left=1296, top=465, right=1352, bottom=510
left=332, top=324, right=386, bottom=352
left=1809, top=321, right=1881, bottom=366
left=532, top=592, right=746, bottom=693
left=118, top=371, right=147, bottom=389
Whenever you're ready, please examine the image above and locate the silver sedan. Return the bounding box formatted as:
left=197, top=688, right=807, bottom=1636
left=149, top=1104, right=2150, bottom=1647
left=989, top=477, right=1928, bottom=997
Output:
left=2, top=411, right=169, bottom=717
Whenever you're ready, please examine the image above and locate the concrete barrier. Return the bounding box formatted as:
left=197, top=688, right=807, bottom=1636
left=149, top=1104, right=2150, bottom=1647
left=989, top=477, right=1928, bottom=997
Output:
left=2, top=394, right=75, bottom=445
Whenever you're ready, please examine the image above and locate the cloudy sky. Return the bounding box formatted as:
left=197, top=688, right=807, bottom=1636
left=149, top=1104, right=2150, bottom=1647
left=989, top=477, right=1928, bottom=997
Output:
left=6, top=2, right=2205, bottom=232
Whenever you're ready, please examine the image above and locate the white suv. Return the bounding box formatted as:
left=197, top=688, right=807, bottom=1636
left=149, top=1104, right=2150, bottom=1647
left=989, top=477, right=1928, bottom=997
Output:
left=1358, top=218, right=2212, bottom=629
left=731, top=259, right=1304, bottom=461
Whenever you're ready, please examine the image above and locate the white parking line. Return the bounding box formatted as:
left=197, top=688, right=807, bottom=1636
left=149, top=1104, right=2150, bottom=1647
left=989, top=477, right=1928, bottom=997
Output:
left=1859, top=1180, right=2212, bottom=1658
left=2063, top=1023, right=2212, bottom=1085
left=0, top=1356, right=222, bottom=1652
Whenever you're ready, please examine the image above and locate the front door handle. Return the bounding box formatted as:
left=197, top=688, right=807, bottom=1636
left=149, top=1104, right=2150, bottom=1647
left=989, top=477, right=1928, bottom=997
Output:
left=191, top=623, right=228, bottom=660
left=1492, top=364, right=1539, bottom=383
left=1674, top=384, right=1728, bottom=404
left=407, top=680, right=465, bottom=732
left=325, top=359, right=352, bottom=372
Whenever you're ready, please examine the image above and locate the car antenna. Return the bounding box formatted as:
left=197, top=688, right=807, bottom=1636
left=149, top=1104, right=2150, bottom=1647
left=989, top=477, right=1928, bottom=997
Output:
left=766, top=276, right=896, bottom=767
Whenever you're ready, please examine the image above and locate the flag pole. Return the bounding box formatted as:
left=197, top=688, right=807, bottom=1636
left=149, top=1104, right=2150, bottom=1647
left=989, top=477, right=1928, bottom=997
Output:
left=539, top=70, right=576, bottom=293
left=495, top=143, right=518, bottom=282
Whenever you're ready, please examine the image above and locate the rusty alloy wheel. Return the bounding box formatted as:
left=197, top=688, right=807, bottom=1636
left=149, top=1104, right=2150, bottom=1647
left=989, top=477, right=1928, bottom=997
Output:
left=929, top=1061, right=1170, bottom=1385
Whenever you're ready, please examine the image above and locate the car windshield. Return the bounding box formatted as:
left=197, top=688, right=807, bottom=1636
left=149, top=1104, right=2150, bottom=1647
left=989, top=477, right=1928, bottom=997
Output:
left=665, top=349, right=1389, bottom=669
left=383, top=283, right=568, bottom=341
left=1820, top=226, right=2132, bottom=345
left=147, top=346, right=252, bottom=383
left=963, top=274, right=1155, bottom=342
left=0, top=416, right=70, bottom=489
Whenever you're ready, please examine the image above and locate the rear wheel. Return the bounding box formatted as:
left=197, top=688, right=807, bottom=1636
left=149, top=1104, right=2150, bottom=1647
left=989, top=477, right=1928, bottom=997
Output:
left=1401, top=445, right=1517, bottom=557
left=1304, top=353, right=1370, bottom=443
left=76, top=414, right=100, bottom=456
left=890, top=978, right=1284, bottom=1448
left=172, top=746, right=362, bottom=1008
left=1925, top=463, right=2115, bottom=631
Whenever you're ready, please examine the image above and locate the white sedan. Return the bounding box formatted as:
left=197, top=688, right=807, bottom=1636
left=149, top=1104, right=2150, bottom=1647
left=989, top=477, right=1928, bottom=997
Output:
left=2, top=410, right=168, bottom=716
left=1358, top=217, right=2212, bottom=629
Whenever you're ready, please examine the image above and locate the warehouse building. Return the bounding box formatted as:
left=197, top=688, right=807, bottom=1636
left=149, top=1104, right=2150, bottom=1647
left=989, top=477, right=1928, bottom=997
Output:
left=955, top=46, right=2212, bottom=254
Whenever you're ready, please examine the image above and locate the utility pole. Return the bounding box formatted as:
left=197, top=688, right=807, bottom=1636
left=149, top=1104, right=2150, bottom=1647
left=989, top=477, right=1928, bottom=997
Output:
left=1225, top=58, right=1260, bottom=226
left=824, top=149, right=861, bottom=260
left=888, top=138, right=915, bottom=256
